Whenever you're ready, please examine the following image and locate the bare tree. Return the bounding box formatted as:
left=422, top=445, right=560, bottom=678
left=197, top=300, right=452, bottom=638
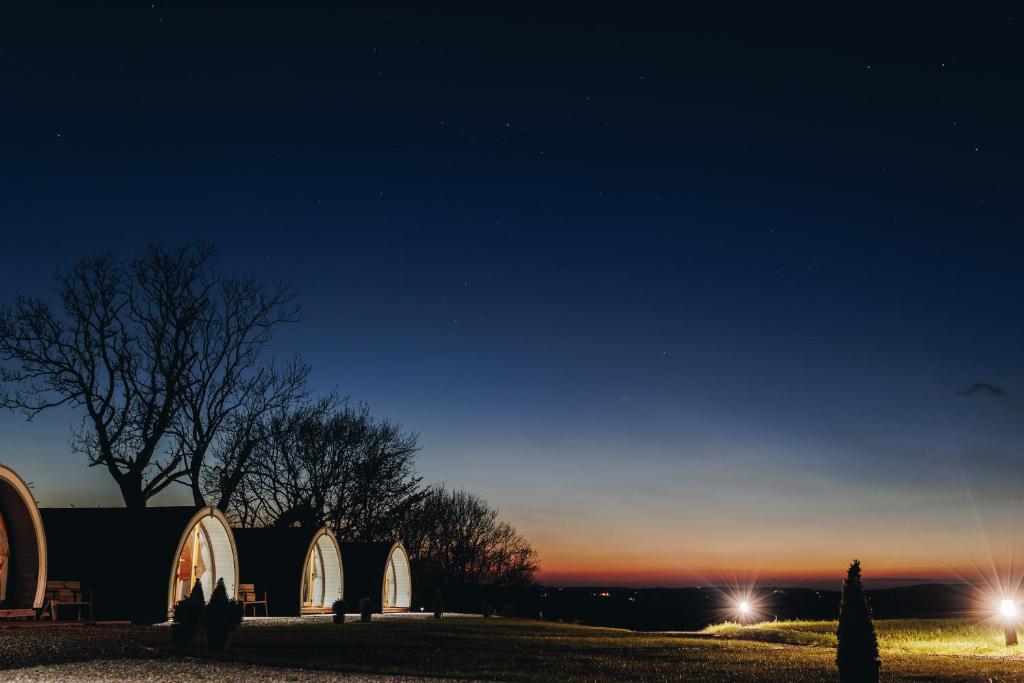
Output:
left=170, top=271, right=304, bottom=506
left=402, top=487, right=538, bottom=592
left=330, top=411, right=422, bottom=541
left=0, top=243, right=304, bottom=509
left=217, top=400, right=423, bottom=534
left=195, top=358, right=309, bottom=512
left=0, top=246, right=210, bottom=507
left=209, top=396, right=339, bottom=527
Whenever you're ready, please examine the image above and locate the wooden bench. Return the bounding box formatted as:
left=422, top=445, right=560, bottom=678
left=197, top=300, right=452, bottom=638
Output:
left=239, top=583, right=269, bottom=617
left=0, top=608, right=36, bottom=620
left=45, top=580, right=93, bottom=622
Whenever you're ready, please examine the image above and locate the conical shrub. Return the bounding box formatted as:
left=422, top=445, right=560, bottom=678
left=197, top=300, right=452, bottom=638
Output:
left=836, top=560, right=880, bottom=683
left=206, top=578, right=243, bottom=652
left=171, top=579, right=206, bottom=643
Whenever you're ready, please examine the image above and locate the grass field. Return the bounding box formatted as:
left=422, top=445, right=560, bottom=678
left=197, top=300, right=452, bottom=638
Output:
left=701, top=617, right=1018, bottom=656
left=145, top=616, right=1024, bottom=682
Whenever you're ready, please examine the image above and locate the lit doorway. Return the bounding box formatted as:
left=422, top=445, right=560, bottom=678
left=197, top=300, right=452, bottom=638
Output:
left=302, top=542, right=325, bottom=608
left=175, top=522, right=215, bottom=602
left=0, top=512, right=8, bottom=604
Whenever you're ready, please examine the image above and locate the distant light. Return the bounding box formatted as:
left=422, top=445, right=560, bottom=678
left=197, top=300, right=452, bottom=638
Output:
left=739, top=601, right=750, bottom=615
left=1002, top=600, right=1017, bottom=618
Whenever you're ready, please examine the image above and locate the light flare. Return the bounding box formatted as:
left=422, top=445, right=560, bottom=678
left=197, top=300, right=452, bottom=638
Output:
left=721, top=586, right=765, bottom=624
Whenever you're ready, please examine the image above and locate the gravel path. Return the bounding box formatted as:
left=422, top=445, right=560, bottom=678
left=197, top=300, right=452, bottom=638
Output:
left=0, top=622, right=492, bottom=681
left=3, top=659, right=473, bottom=682
left=0, top=624, right=157, bottom=670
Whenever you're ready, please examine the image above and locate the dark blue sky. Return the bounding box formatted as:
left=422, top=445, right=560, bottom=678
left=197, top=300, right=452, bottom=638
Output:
left=2, top=3, right=1024, bottom=583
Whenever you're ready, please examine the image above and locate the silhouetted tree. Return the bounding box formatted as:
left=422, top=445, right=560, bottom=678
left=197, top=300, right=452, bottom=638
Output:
left=216, top=399, right=422, bottom=534
left=0, top=246, right=206, bottom=507
left=170, top=270, right=304, bottom=507
left=0, top=244, right=302, bottom=508
left=402, top=486, right=538, bottom=608
left=335, top=412, right=422, bottom=540
left=836, top=559, right=880, bottom=683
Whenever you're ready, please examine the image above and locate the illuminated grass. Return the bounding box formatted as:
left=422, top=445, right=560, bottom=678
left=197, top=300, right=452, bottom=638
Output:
left=700, top=617, right=1019, bottom=657
left=143, top=616, right=1024, bottom=681
left=702, top=619, right=836, bottom=646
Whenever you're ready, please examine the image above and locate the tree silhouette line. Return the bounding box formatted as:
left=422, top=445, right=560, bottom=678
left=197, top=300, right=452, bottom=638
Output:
left=0, top=243, right=537, bottom=602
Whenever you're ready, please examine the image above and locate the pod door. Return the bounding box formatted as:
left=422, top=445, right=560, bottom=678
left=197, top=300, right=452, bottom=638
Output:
left=0, top=512, right=8, bottom=604
left=300, top=529, right=343, bottom=614
left=167, top=508, right=238, bottom=614
left=0, top=465, right=47, bottom=610
left=382, top=544, right=411, bottom=612
left=174, top=521, right=215, bottom=602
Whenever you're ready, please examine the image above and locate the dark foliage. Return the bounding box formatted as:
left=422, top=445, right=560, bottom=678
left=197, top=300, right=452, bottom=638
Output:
left=206, top=578, right=243, bottom=652
left=359, top=597, right=373, bottom=623
left=433, top=588, right=444, bottom=619
left=171, top=579, right=206, bottom=643
left=219, top=399, right=422, bottom=534
left=401, top=487, right=537, bottom=611
left=172, top=581, right=205, bottom=643
left=836, top=560, right=880, bottom=683
left=333, top=598, right=346, bottom=624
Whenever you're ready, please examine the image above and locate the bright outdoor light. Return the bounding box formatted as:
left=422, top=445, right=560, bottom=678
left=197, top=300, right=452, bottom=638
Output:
left=1002, top=599, right=1017, bottom=618
left=722, top=585, right=762, bottom=624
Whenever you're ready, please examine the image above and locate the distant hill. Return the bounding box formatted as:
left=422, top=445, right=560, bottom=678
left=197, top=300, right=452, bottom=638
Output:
left=530, top=583, right=971, bottom=630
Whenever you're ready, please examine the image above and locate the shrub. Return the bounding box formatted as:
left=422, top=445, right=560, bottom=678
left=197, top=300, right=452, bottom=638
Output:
left=502, top=603, right=515, bottom=618
left=171, top=579, right=206, bottom=644
left=359, top=597, right=373, bottom=623
left=481, top=602, right=494, bottom=618
left=332, top=598, right=346, bottom=625
left=836, top=560, right=880, bottom=683
left=432, top=588, right=444, bottom=620
left=206, top=578, right=243, bottom=652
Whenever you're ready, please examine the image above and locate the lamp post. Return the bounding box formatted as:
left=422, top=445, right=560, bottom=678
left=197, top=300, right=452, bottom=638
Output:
left=1001, top=599, right=1017, bottom=646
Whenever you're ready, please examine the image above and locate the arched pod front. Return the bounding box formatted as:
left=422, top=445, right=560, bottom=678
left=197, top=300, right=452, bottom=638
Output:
left=0, top=464, right=47, bottom=612
left=340, top=540, right=412, bottom=614
left=43, top=506, right=239, bottom=623
left=233, top=526, right=343, bottom=616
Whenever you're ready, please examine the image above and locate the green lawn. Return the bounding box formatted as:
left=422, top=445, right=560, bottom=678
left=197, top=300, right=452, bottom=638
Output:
left=149, top=616, right=1024, bottom=682
left=701, top=617, right=1019, bottom=656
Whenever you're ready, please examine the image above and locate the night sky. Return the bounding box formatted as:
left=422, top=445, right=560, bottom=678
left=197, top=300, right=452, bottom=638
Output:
left=2, top=3, right=1024, bottom=586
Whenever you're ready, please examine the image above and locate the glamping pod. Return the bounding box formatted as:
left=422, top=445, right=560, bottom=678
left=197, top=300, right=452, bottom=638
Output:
left=0, top=465, right=47, bottom=613
left=233, top=526, right=343, bottom=616
left=42, top=506, right=238, bottom=622
left=340, top=541, right=412, bottom=613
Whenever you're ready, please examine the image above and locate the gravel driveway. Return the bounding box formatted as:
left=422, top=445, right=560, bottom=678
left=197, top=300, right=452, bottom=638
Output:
left=3, top=659, right=478, bottom=682
left=0, top=624, right=156, bottom=670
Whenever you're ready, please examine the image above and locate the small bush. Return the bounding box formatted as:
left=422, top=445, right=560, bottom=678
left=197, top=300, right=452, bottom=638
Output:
left=359, top=597, right=373, bottom=623
left=332, top=598, right=346, bottom=624
left=433, top=588, right=444, bottom=620
left=502, top=603, right=515, bottom=618
left=171, top=579, right=206, bottom=643
left=206, top=578, right=243, bottom=652
left=481, top=602, right=494, bottom=618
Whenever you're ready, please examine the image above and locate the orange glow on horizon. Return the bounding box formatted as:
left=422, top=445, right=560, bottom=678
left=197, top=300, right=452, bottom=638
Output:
left=535, top=556, right=970, bottom=588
